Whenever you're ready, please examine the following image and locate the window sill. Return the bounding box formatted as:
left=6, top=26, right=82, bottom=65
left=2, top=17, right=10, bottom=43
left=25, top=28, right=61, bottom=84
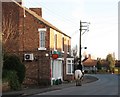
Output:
left=38, top=47, right=46, bottom=50
left=57, top=58, right=64, bottom=60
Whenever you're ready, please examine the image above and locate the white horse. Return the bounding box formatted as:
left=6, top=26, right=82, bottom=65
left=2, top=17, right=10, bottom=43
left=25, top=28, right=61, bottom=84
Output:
left=75, top=69, right=84, bottom=86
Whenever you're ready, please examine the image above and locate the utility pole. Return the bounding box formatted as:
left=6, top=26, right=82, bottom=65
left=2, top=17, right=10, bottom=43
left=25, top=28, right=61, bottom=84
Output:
left=79, top=21, right=82, bottom=65
left=79, top=20, right=90, bottom=66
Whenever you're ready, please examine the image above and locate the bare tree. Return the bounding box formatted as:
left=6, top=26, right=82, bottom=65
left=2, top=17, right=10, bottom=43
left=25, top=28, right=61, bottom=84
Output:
left=72, top=45, right=78, bottom=57
left=2, top=8, right=18, bottom=44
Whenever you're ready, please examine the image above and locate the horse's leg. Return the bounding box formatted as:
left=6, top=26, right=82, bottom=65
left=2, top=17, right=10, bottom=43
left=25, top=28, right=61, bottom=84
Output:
left=76, top=79, right=78, bottom=86
left=77, top=73, right=81, bottom=86
left=76, top=79, right=79, bottom=86
left=79, top=79, right=82, bottom=86
left=78, top=79, right=80, bottom=86
left=81, top=73, right=84, bottom=81
left=75, top=79, right=77, bottom=86
left=79, top=77, right=82, bottom=86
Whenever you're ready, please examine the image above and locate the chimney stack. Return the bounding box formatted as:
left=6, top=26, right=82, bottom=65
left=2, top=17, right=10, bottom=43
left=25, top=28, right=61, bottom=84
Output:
left=30, top=8, right=42, bottom=17
left=14, top=0, right=22, bottom=5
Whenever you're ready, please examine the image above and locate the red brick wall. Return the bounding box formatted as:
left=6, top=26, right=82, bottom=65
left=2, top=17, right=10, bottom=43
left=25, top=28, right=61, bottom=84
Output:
left=18, top=8, right=51, bottom=85
left=2, top=2, right=20, bottom=52
left=3, top=1, right=72, bottom=85
left=29, top=8, right=42, bottom=17
left=22, top=51, right=51, bottom=85
left=3, top=2, right=51, bottom=85
left=19, top=8, right=50, bottom=51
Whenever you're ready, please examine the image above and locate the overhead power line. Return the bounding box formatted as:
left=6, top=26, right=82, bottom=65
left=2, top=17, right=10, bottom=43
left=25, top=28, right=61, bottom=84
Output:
left=24, top=1, right=79, bottom=27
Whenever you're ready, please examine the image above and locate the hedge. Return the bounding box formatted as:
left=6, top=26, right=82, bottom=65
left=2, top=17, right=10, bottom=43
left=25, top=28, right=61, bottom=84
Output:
left=3, top=54, right=26, bottom=84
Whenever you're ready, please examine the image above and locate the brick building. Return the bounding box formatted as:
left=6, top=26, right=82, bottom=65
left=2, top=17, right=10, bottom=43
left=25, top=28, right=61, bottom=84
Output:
left=2, top=0, right=74, bottom=86
left=82, top=54, right=97, bottom=73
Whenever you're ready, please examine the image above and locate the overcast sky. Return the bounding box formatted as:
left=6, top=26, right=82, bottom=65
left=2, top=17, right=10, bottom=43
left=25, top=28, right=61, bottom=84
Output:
left=23, top=0, right=119, bottom=60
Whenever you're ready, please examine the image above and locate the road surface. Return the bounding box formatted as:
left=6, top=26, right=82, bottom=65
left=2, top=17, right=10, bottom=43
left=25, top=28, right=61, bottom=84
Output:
left=28, top=74, right=119, bottom=96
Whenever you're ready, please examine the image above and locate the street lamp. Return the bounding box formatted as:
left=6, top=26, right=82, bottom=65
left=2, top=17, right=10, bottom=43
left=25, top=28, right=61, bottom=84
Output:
left=79, top=20, right=90, bottom=66
left=81, top=47, right=87, bottom=49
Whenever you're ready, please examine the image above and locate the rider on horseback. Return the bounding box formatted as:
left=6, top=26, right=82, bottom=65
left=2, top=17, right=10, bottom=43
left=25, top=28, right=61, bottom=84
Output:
left=75, top=61, right=84, bottom=86
left=77, top=61, right=84, bottom=79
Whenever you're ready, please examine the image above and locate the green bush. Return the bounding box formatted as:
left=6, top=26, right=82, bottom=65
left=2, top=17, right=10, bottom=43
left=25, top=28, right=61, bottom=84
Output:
left=2, top=70, right=20, bottom=90
left=55, top=79, right=59, bottom=85
left=59, top=79, right=62, bottom=84
left=55, top=79, right=62, bottom=85
left=3, top=54, right=26, bottom=84
left=52, top=79, right=56, bottom=85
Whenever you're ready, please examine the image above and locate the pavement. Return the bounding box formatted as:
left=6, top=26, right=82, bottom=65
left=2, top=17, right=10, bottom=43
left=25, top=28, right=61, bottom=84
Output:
left=2, top=75, right=98, bottom=97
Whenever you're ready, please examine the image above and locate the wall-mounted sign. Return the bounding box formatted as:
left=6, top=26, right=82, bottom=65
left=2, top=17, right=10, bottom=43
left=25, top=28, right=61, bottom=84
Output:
left=52, top=54, right=58, bottom=59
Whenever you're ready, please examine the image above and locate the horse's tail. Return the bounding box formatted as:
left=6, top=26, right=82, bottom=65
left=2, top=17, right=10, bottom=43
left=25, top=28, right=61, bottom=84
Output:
left=75, top=70, right=82, bottom=80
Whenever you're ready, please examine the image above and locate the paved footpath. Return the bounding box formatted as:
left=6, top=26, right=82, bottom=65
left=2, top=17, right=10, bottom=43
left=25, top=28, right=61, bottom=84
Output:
left=2, top=74, right=98, bottom=97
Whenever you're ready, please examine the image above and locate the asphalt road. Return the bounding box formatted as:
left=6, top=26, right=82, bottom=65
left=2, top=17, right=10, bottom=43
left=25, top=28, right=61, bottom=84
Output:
left=28, top=74, right=119, bottom=97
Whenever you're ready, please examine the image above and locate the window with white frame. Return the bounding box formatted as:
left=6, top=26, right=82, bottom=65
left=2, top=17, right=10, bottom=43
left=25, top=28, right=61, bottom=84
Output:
left=66, top=58, right=74, bottom=74
left=54, top=34, right=57, bottom=50
left=67, top=40, right=70, bottom=53
left=62, top=37, right=64, bottom=52
left=38, top=28, right=46, bottom=50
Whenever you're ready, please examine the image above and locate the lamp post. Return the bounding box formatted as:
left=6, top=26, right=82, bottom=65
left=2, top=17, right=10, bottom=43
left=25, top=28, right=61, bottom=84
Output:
left=79, top=20, right=90, bottom=66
